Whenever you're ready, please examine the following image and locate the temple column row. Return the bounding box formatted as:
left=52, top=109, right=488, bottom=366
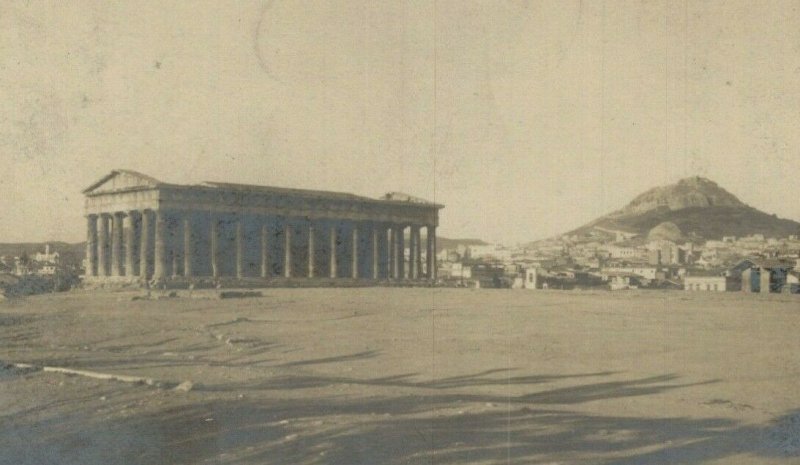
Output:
left=86, top=212, right=437, bottom=282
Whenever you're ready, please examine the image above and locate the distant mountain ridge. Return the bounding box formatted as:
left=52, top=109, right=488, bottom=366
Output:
left=568, top=177, right=800, bottom=242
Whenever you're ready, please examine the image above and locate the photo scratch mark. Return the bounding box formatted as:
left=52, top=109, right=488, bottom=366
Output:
left=254, top=0, right=281, bottom=83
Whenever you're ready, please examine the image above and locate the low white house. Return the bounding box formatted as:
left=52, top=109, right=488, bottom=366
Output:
left=604, top=266, right=658, bottom=282
left=605, top=245, right=639, bottom=259
left=683, top=275, right=727, bottom=292
left=602, top=271, right=642, bottom=290
left=450, top=263, right=472, bottom=279
left=37, top=264, right=57, bottom=276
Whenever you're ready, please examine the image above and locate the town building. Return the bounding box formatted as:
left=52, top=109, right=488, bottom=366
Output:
left=604, top=266, right=658, bottom=283
left=647, top=240, right=686, bottom=265
left=32, top=244, right=59, bottom=264
left=83, top=170, right=442, bottom=286
left=605, top=245, right=640, bottom=260
left=684, top=275, right=728, bottom=292
left=738, top=258, right=796, bottom=294
left=31, top=262, right=58, bottom=276
left=784, top=271, right=799, bottom=294
left=524, top=268, right=540, bottom=290
left=600, top=271, right=643, bottom=290
left=12, top=258, right=30, bottom=276
left=449, top=262, right=472, bottom=280
left=466, top=244, right=514, bottom=261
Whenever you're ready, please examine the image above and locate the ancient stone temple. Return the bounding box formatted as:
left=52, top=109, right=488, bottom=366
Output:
left=83, top=170, right=442, bottom=286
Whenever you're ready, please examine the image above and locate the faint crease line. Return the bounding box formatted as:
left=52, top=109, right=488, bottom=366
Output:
left=554, top=0, right=585, bottom=70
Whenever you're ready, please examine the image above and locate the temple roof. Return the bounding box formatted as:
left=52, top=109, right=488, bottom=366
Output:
left=200, top=181, right=374, bottom=202
left=84, top=170, right=443, bottom=208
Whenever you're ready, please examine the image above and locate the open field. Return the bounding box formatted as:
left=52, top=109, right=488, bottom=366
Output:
left=1, top=288, right=799, bottom=464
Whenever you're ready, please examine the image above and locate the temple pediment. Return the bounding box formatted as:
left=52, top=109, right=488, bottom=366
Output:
left=83, top=170, right=163, bottom=195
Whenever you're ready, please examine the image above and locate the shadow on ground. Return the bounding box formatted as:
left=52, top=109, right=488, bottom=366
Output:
left=2, top=368, right=797, bottom=465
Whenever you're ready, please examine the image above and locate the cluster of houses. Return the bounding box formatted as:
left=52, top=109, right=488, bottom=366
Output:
left=0, top=245, right=82, bottom=298
left=435, top=231, right=800, bottom=294
left=0, top=245, right=61, bottom=277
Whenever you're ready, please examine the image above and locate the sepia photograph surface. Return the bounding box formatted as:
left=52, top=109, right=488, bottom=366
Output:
left=1, top=1, right=799, bottom=464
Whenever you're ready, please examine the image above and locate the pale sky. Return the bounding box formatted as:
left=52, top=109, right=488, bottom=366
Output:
left=1, top=1, right=798, bottom=244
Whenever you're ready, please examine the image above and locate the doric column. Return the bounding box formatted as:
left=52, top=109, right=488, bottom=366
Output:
left=432, top=228, right=437, bottom=281
left=110, top=212, right=123, bottom=277
left=351, top=224, right=359, bottom=279
left=171, top=254, right=178, bottom=278
left=235, top=218, right=244, bottom=279
left=410, top=225, right=419, bottom=279
left=85, top=215, right=98, bottom=277
left=396, top=225, right=405, bottom=280
left=425, top=225, right=433, bottom=279
left=168, top=216, right=179, bottom=278
left=284, top=222, right=292, bottom=278
left=210, top=216, right=219, bottom=278
left=389, top=226, right=397, bottom=279
left=153, top=210, right=167, bottom=280
left=372, top=225, right=379, bottom=280
left=260, top=220, right=269, bottom=278
left=427, top=225, right=437, bottom=281
left=97, top=214, right=109, bottom=277
left=415, top=226, right=423, bottom=279
left=183, top=214, right=193, bottom=278
left=139, top=211, right=150, bottom=279
left=125, top=212, right=136, bottom=277
left=385, top=227, right=392, bottom=279
left=329, top=224, right=338, bottom=278
left=308, top=223, right=315, bottom=278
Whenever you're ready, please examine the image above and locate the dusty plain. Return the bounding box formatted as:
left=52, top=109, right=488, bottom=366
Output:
left=0, top=288, right=799, bottom=464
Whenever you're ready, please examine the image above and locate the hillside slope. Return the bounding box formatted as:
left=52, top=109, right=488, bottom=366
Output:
left=568, top=177, right=800, bottom=241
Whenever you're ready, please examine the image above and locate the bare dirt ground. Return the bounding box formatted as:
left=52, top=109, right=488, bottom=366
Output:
left=1, top=288, right=799, bottom=465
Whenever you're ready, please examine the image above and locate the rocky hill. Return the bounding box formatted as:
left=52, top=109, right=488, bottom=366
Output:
left=615, top=177, right=744, bottom=216
left=568, top=177, right=800, bottom=242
